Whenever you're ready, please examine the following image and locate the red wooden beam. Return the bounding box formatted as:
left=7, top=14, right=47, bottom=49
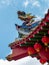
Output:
left=6, top=47, right=28, bottom=61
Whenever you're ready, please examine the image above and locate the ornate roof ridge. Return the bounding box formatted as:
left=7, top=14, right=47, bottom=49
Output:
left=9, top=9, right=49, bottom=49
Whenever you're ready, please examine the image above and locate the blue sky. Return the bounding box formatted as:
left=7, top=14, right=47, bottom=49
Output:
left=0, top=0, right=49, bottom=65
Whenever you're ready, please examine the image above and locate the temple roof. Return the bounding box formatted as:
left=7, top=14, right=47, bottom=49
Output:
left=6, top=9, right=49, bottom=61
left=9, top=9, right=49, bottom=49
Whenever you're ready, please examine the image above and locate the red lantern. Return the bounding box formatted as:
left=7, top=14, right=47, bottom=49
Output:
left=34, top=42, right=42, bottom=52
left=41, top=36, right=49, bottom=46
left=27, top=47, right=36, bottom=55
left=38, top=47, right=49, bottom=61
left=40, top=58, right=47, bottom=64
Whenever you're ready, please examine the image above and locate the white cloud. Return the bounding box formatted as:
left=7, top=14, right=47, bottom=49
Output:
left=23, top=0, right=40, bottom=8
left=23, top=0, right=29, bottom=8
left=35, top=15, right=42, bottom=21
left=44, top=9, right=48, bottom=14
left=32, top=1, right=40, bottom=7
left=0, top=57, right=48, bottom=65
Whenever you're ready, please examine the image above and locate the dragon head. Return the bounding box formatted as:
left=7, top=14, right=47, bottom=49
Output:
left=17, top=11, right=36, bottom=21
